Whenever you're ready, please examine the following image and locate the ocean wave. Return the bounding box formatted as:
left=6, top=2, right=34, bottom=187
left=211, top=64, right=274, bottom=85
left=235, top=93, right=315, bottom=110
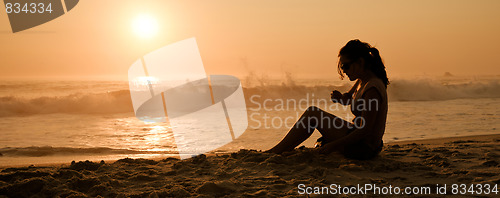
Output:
left=0, top=146, right=174, bottom=157
left=0, top=90, right=134, bottom=117
left=387, top=78, right=500, bottom=101
left=0, top=79, right=499, bottom=117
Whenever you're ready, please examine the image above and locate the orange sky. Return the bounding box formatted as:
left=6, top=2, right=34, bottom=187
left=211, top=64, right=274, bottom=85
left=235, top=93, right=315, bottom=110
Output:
left=1, top=0, right=499, bottom=80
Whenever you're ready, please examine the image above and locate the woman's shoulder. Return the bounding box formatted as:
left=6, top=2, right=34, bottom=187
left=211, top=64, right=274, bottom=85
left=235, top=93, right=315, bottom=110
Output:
left=365, top=78, right=386, bottom=92
left=362, top=77, right=387, bottom=100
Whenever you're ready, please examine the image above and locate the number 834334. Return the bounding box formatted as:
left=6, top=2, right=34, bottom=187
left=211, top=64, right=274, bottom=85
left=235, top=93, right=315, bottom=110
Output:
left=5, top=2, right=53, bottom=14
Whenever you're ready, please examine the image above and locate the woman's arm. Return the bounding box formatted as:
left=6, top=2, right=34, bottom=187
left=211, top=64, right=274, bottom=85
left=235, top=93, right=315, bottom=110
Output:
left=320, top=87, right=382, bottom=154
left=331, top=80, right=360, bottom=105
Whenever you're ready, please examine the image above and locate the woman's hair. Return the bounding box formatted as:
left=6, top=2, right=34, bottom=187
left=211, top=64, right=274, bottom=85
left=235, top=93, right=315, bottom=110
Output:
left=337, top=39, right=389, bottom=87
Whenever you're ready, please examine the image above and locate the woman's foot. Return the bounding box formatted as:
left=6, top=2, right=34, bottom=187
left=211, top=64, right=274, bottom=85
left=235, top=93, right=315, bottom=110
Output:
left=265, top=146, right=294, bottom=154
left=264, top=148, right=279, bottom=154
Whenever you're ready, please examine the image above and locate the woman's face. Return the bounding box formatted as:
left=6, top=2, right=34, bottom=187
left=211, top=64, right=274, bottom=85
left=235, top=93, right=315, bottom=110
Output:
left=339, top=56, right=364, bottom=81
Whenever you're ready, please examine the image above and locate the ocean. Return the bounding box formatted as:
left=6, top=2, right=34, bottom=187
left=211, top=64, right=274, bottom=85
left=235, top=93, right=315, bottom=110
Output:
left=0, top=75, right=499, bottom=166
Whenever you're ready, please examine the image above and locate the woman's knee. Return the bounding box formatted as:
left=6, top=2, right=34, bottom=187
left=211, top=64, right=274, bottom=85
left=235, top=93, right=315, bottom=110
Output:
left=306, top=106, right=322, bottom=113
left=304, top=106, right=327, bottom=118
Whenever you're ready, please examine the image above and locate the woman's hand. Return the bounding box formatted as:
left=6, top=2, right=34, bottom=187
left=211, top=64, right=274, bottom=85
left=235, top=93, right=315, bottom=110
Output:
left=331, top=91, right=352, bottom=105
left=330, top=90, right=343, bottom=103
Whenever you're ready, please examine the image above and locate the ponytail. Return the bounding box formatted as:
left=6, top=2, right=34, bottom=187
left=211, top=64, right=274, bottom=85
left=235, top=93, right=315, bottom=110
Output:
left=368, top=47, right=389, bottom=87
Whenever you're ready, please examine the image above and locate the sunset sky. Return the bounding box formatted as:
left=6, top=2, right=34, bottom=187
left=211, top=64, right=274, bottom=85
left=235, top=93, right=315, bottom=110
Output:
left=1, top=0, right=499, bottom=80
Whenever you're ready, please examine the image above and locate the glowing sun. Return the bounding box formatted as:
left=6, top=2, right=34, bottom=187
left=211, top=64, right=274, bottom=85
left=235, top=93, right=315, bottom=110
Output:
left=132, top=14, right=158, bottom=38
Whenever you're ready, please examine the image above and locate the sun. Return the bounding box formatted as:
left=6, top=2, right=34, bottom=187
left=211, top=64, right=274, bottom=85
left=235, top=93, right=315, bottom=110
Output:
left=132, top=14, right=159, bottom=39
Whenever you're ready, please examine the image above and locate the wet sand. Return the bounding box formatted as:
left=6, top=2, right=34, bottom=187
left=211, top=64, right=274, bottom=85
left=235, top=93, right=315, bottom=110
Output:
left=0, top=134, right=499, bottom=197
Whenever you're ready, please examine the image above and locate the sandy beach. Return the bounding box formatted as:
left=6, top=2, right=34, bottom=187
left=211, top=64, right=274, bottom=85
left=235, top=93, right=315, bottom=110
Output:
left=0, top=134, right=498, bottom=197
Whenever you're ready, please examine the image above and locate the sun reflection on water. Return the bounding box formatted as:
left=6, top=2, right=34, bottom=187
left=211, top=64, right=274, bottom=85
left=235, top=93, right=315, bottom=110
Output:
left=144, top=124, right=175, bottom=152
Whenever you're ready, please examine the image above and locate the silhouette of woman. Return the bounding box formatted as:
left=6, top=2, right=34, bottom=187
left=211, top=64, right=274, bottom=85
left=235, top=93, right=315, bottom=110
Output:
left=267, top=39, right=389, bottom=160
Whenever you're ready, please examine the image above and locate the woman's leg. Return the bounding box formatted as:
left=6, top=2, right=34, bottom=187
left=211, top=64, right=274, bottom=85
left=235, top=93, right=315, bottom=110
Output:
left=267, top=106, right=352, bottom=153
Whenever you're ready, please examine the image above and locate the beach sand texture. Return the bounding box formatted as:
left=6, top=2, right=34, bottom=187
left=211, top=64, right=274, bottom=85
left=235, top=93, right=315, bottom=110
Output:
left=0, top=134, right=498, bottom=197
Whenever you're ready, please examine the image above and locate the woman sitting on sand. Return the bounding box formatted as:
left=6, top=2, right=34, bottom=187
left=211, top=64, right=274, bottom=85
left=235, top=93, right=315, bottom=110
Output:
left=267, top=39, right=389, bottom=160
